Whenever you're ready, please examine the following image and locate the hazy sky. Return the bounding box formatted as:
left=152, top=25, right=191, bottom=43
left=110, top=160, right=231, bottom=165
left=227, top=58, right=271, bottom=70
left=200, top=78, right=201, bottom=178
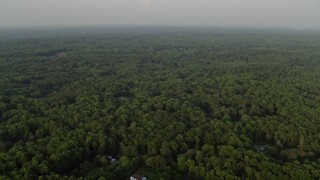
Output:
left=0, top=0, right=319, bottom=28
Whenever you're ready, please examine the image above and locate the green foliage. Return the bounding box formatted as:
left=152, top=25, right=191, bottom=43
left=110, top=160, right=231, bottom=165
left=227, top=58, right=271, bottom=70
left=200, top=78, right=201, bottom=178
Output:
left=0, top=27, right=320, bottom=179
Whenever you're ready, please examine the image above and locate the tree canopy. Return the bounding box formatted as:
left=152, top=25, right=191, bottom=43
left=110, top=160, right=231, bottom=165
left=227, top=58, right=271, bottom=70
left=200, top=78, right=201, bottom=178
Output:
left=0, top=27, right=320, bottom=179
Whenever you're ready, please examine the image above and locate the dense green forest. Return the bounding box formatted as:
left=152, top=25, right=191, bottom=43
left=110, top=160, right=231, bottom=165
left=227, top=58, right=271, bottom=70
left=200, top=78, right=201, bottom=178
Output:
left=1, top=27, right=320, bottom=179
